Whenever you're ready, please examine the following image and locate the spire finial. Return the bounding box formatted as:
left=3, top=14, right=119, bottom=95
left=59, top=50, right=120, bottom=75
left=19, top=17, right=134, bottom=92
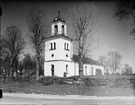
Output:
left=58, top=11, right=60, bottom=17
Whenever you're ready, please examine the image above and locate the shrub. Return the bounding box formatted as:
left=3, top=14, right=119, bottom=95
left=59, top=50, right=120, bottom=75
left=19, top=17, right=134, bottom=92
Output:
left=80, top=76, right=133, bottom=88
left=130, top=78, right=135, bottom=88
left=5, top=75, right=37, bottom=83
left=37, top=75, right=134, bottom=87
left=66, top=76, right=80, bottom=81
left=12, top=76, right=31, bottom=83
left=37, top=76, right=66, bottom=85
left=114, top=78, right=133, bottom=88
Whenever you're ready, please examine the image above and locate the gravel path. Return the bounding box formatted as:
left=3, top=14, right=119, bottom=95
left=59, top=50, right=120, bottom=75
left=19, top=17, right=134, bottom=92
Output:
left=3, top=92, right=135, bottom=100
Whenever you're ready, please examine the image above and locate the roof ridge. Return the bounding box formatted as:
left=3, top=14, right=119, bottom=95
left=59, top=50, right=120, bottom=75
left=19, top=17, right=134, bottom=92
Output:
left=72, top=54, right=103, bottom=66
left=45, top=35, right=73, bottom=41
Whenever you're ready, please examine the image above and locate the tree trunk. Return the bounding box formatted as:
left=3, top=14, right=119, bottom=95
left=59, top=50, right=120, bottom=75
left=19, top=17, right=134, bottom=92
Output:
left=36, top=51, right=40, bottom=78
left=79, top=59, right=83, bottom=77
left=14, top=59, right=18, bottom=75
left=10, top=58, right=14, bottom=78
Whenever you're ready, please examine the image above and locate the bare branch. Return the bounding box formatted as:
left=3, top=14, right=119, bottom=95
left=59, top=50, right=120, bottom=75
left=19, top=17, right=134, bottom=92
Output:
left=2, top=26, right=25, bottom=77
left=115, top=1, right=135, bottom=40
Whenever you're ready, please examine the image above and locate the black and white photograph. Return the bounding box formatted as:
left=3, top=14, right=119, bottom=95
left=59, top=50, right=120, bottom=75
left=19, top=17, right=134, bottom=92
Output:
left=0, top=0, right=135, bottom=104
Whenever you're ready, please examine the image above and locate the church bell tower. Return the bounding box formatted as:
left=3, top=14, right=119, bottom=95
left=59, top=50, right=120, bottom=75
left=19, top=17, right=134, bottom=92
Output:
left=51, top=11, right=67, bottom=36
left=44, top=11, right=73, bottom=77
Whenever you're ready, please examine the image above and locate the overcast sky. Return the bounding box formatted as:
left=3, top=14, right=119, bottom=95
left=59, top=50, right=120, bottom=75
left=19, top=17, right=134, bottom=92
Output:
left=1, top=1, right=135, bottom=72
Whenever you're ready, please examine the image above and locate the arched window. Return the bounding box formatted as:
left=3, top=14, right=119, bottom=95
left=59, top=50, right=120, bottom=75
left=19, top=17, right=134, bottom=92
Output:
left=66, top=65, right=68, bottom=73
left=51, top=64, right=54, bottom=76
left=54, top=25, right=58, bottom=34
left=62, top=25, right=64, bottom=34
left=50, top=43, right=53, bottom=50
left=64, top=43, right=66, bottom=50
left=54, top=42, right=56, bottom=49
left=67, top=43, right=69, bottom=50
left=85, top=66, right=87, bottom=75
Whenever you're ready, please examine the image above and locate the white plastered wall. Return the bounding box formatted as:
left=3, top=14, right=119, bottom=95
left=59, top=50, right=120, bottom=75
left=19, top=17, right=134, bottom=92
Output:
left=44, top=61, right=104, bottom=77
left=73, top=63, right=104, bottom=76
left=44, top=61, right=74, bottom=77
left=45, top=38, right=72, bottom=61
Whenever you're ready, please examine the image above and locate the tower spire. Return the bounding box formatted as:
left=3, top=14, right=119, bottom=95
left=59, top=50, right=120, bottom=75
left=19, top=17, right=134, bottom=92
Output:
left=58, top=11, right=60, bottom=17
left=53, top=11, right=65, bottom=23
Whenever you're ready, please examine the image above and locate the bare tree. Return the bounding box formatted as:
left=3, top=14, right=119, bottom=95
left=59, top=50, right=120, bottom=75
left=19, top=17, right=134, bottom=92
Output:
left=21, top=53, right=36, bottom=76
left=98, top=56, right=108, bottom=74
left=69, top=4, right=97, bottom=76
left=30, top=54, right=44, bottom=76
left=26, top=8, right=47, bottom=78
left=98, top=56, right=107, bottom=66
left=0, top=45, right=10, bottom=76
left=39, top=55, right=44, bottom=76
left=115, top=0, right=135, bottom=39
left=107, top=51, right=122, bottom=74
left=2, top=26, right=25, bottom=77
left=123, top=64, right=133, bottom=74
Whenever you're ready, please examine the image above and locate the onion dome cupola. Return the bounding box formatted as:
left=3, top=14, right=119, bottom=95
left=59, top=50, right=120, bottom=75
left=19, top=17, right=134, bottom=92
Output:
left=51, top=11, right=67, bottom=36
left=53, top=11, right=65, bottom=23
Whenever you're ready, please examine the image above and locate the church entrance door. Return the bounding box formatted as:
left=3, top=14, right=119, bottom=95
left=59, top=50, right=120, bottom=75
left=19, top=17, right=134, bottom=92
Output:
left=51, top=64, right=54, bottom=76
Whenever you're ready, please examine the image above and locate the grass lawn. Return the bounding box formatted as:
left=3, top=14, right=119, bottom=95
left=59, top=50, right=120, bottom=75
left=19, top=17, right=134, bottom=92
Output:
left=1, top=82, right=135, bottom=96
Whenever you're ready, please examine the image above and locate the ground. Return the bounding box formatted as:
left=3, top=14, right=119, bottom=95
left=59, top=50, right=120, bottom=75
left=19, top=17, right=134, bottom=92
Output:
left=1, top=93, right=135, bottom=105
left=1, top=81, right=135, bottom=96
left=1, top=75, right=135, bottom=104
left=1, top=75, right=135, bottom=96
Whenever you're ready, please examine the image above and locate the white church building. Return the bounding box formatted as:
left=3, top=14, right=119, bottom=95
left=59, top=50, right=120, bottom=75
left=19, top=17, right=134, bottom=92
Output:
left=44, top=11, right=104, bottom=77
